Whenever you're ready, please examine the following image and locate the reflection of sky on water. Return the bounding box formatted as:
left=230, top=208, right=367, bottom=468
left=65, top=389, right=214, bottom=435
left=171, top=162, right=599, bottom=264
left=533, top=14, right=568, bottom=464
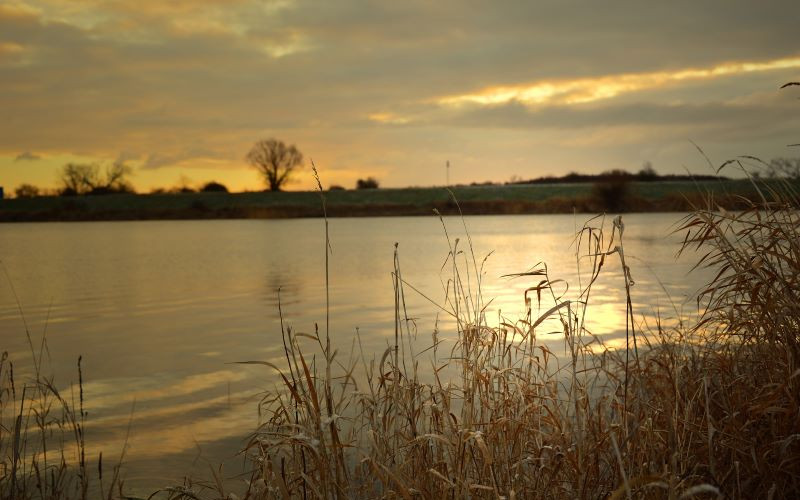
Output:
left=0, top=214, right=710, bottom=495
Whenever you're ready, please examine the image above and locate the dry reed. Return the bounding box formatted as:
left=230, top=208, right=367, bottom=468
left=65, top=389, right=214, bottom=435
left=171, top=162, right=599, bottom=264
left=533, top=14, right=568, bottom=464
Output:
left=0, top=312, right=130, bottom=500
left=207, top=174, right=800, bottom=499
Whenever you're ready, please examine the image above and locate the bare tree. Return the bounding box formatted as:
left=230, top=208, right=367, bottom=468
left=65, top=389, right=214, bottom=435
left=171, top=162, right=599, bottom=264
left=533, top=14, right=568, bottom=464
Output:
left=59, top=162, right=133, bottom=195
left=246, top=139, right=303, bottom=191
left=14, top=184, right=40, bottom=198
left=61, top=163, right=100, bottom=195
left=104, top=162, right=132, bottom=189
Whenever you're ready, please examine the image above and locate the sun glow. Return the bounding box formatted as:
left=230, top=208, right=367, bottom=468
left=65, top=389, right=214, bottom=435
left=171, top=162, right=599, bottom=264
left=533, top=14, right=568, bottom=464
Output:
left=439, top=56, right=800, bottom=107
left=368, top=112, right=411, bottom=125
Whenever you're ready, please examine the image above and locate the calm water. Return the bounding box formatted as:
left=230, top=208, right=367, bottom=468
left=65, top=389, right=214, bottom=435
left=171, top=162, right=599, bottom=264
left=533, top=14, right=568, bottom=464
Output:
left=0, top=213, right=709, bottom=494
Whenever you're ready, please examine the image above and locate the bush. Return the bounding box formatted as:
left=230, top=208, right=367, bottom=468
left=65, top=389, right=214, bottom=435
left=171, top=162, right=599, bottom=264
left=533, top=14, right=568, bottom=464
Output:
left=356, top=177, right=379, bottom=189
left=14, top=183, right=40, bottom=198
left=637, top=161, right=658, bottom=181
left=200, top=181, right=229, bottom=193
left=590, top=169, right=632, bottom=211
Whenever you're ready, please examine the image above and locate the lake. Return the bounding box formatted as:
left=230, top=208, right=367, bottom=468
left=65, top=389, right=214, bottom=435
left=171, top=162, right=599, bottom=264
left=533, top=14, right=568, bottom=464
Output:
left=0, top=213, right=710, bottom=495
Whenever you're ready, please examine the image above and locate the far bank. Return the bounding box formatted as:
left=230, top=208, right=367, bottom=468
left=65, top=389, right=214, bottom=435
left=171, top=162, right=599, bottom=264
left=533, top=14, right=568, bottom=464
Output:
left=0, top=179, right=779, bottom=222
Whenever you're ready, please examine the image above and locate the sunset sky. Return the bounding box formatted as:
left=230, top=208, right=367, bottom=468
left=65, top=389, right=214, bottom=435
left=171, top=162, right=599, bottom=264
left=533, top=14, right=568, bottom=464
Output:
left=1, top=0, right=799, bottom=193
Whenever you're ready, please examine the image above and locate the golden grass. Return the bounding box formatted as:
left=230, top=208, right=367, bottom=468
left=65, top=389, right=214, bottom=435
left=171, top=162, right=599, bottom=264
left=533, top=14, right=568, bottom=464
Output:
left=226, top=177, right=800, bottom=499
left=0, top=336, right=130, bottom=499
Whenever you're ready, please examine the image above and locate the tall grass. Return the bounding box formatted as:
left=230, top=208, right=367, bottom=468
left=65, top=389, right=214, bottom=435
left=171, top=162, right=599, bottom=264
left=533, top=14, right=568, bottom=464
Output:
left=220, top=175, right=800, bottom=499
left=0, top=332, right=129, bottom=499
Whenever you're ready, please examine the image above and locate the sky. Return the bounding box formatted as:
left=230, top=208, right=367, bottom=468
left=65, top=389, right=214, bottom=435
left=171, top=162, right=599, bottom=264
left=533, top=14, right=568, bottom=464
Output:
left=1, top=0, right=799, bottom=193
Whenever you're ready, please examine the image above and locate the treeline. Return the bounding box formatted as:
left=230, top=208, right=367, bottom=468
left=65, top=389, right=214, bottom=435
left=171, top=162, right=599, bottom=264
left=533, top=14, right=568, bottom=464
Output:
left=461, top=158, right=799, bottom=187
left=11, top=162, right=231, bottom=199
left=8, top=158, right=800, bottom=200
left=505, top=163, right=725, bottom=185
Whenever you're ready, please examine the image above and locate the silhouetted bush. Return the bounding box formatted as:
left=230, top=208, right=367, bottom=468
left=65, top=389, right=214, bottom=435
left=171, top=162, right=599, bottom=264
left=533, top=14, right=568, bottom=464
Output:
left=201, top=181, right=229, bottom=193
left=356, top=177, right=379, bottom=189
left=590, top=169, right=632, bottom=212
left=637, top=161, right=658, bottom=181
left=14, top=184, right=40, bottom=198
left=328, top=185, right=346, bottom=191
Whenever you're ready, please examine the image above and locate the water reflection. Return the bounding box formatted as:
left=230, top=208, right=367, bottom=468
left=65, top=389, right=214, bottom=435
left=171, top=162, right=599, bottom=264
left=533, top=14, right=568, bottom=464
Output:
left=0, top=214, right=710, bottom=495
left=262, top=270, right=303, bottom=314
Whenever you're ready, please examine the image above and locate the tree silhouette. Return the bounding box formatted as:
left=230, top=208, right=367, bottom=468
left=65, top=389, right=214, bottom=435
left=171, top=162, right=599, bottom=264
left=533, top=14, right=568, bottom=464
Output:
left=60, top=162, right=133, bottom=195
left=246, top=139, right=304, bottom=191
left=14, top=184, right=40, bottom=198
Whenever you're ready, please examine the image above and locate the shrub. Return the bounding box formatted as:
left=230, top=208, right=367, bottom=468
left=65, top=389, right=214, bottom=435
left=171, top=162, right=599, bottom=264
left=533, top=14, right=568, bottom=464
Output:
left=14, top=183, right=40, bottom=198
left=590, top=169, right=632, bottom=211
left=356, top=177, right=379, bottom=189
left=200, top=181, right=229, bottom=193
left=637, top=161, right=658, bottom=181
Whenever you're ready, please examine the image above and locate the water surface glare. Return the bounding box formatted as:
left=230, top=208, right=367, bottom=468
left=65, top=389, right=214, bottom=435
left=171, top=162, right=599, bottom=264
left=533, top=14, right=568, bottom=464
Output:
left=0, top=214, right=709, bottom=494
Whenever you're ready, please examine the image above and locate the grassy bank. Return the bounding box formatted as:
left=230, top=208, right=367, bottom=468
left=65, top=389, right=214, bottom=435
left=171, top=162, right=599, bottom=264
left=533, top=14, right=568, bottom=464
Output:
left=2, top=177, right=799, bottom=499
left=0, top=179, right=779, bottom=222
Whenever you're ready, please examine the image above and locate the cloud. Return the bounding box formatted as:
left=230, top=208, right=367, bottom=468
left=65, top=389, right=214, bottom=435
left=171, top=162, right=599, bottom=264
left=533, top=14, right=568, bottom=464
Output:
left=368, top=112, right=412, bottom=125
left=2, top=0, right=799, bottom=189
left=142, top=147, right=232, bottom=169
left=438, top=56, right=800, bottom=108
left=0, top=3, right=40, bottom=22
left=14, top=151, right=41, bottom=161
left=442, top=96, right=796, bottom=131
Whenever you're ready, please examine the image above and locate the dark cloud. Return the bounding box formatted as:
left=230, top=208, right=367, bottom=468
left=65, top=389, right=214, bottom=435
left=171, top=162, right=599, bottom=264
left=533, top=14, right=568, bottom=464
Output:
left=142, top=147, right=228, bottom=169
left=443, top=96, right=797, bottom=131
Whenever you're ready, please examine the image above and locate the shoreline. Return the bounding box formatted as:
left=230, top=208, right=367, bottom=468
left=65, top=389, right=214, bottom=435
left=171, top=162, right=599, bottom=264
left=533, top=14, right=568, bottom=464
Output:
left=0, top=179, right=774, bottom=222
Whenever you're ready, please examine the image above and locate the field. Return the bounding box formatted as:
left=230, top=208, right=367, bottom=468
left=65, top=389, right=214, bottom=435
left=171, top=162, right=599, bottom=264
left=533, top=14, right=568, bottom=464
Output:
left=0, top=179, right=776, bottom=222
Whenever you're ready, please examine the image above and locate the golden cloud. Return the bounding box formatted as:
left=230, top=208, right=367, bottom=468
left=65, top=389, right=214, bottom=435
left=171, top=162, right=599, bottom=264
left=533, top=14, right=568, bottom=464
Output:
left=0, top=2, right=41, bottom=21
left=439, top=56, right=800, bottom=108
left=368, top=112, right=411, bottom=125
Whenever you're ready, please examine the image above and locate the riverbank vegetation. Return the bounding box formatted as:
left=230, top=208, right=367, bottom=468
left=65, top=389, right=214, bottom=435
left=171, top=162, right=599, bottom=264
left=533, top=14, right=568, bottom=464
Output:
left=224, top=171, right=798, bottom=499
left=1, top=167, right=798, bottom=499
left=0, top=341, right=129, bottom=499
left=1, top=177, right=793, bottom=222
